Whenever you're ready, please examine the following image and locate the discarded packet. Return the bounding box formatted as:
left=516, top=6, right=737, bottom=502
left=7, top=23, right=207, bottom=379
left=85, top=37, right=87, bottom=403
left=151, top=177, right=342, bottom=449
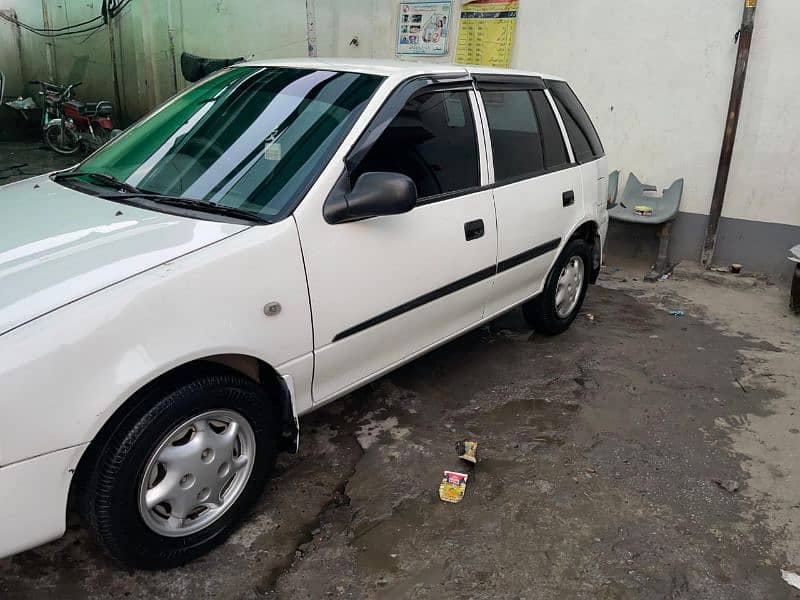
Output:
left=455, top=440, right=478, bottom=464
left=438, top=471, right=468, bottom=503
left=668, top=309, right=685, bottom=317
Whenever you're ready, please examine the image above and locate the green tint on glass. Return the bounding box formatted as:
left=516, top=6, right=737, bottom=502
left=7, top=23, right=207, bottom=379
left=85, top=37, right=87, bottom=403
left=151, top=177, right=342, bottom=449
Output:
left=77, top=67, right=383, bottom=218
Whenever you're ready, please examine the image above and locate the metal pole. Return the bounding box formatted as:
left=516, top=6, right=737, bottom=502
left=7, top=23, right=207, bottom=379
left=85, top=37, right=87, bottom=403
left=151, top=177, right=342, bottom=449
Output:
left=700, top=0, right=758, bottom=267
left=106, top=0, right=124, bottom=122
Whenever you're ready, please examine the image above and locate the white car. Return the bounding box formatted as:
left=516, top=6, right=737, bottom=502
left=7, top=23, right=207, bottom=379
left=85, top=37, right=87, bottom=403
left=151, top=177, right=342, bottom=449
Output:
left=0, top=59, right=608, bottom=568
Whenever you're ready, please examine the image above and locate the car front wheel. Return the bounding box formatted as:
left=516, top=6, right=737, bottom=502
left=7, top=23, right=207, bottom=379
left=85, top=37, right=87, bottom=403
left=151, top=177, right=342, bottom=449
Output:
left=522, top=238, right=591, bottom=335
left=78, top=366, right=278, bottom=569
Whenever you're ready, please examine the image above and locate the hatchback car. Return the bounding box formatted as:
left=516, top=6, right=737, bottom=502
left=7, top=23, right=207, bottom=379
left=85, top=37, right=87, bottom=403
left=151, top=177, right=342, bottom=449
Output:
left=0, top=59, right=608, bottom=568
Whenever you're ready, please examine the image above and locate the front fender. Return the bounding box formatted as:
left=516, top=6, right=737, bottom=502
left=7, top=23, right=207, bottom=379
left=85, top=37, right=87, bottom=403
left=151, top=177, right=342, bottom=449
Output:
left=0, top=220, right=312, bottom=466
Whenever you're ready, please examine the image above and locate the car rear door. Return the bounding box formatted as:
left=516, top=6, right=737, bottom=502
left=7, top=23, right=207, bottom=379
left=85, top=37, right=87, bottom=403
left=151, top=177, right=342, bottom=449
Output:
left=546, top=79, right=609, bottom=242
left=474, top=76, right=584, bottom=318
left=293, top=80, right=497, bottom=404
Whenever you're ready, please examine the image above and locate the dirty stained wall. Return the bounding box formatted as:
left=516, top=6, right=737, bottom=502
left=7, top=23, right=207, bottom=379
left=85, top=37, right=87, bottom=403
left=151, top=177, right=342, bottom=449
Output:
left=1, top=0, right=798, bottom=273
left=515, top=0, right=800, bottom=276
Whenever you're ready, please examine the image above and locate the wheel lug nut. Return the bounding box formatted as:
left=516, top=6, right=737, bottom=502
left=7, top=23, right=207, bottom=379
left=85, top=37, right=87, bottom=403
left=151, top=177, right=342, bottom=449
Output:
left=218, top=462, right=230, bottom=478
left=179, top=473, right=196, bottom=489
left=201, top=448, right=215, bottom=463
left=197, top=487, right=211, bottom=501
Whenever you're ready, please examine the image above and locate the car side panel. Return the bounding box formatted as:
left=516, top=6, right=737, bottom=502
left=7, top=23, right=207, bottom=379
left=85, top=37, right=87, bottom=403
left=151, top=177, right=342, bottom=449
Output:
left=0, top=444, right=86, bottom=558
left=587, top=156, right=610, bottom=245
left=0, top=220, right=312, bottom=467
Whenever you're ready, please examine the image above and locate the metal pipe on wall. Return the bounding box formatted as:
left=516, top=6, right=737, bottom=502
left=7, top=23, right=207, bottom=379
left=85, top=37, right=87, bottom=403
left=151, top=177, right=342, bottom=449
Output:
left=167, top=0, right=179, bottom=93
left=700, top=0, right=758, bottom=268
left=40, top=0, right=57, bottom=82
left=106, top=0, right=123, bottom=121
left=306, top=0, right=317, bottom=57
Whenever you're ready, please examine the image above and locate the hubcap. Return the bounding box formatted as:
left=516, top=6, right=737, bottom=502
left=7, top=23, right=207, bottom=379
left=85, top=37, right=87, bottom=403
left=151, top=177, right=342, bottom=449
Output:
left=138, top=410, right=255, bottom=537
left=555, top=255, right=585, bottom=318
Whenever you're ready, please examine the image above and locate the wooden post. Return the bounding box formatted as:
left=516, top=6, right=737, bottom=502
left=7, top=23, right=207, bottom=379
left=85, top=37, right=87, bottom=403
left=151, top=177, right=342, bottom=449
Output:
left=700, top=0, right=758, bottom=267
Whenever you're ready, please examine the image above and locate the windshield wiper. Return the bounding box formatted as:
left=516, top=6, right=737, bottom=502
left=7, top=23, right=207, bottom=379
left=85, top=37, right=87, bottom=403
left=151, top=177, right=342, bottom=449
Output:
left=99, top=192, right=272, bottom=224
left=53, top=171, right=143, bottom=194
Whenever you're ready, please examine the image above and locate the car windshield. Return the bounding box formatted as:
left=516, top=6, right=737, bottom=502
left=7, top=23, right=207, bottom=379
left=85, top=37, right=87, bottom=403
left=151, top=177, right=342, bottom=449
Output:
left=70, top=67, right=383, bottom=219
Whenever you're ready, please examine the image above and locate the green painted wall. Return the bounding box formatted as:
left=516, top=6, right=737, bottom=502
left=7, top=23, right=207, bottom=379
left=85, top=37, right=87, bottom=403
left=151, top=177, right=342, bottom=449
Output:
left=1, top=0, right=459, bottom=123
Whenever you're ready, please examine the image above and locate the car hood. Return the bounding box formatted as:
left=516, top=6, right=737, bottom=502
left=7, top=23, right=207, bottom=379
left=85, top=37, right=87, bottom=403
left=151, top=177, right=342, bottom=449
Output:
left=0, top=175, right=248, bottom=336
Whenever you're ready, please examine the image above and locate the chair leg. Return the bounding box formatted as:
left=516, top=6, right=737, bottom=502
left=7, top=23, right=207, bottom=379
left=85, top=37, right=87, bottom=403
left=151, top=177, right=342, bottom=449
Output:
left=645, top=221, right=673, bottom=281
left=791, top=264, right=800, bottom=314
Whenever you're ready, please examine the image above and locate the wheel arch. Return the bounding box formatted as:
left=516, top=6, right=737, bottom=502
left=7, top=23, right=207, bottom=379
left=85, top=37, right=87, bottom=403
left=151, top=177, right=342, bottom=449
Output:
left=67, top=354, right=297, bottom=517
left=566, top=219, right=602, bottom=283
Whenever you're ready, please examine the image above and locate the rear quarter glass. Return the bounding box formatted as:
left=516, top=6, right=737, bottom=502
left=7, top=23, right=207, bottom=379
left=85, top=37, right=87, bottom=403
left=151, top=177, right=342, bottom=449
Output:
left=546, top=80, right=604, bottom=162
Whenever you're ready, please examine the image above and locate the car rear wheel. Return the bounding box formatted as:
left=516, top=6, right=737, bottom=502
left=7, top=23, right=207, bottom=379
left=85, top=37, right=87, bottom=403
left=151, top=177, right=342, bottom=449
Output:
left=522, top=238, right=591, bottom=335
left=78, top=366, right=278, bottom=569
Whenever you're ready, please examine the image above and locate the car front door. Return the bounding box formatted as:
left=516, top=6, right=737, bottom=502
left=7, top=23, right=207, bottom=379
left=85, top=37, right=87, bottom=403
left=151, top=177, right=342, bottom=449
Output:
left=293, top=83, right=497, bottom=403
left=475, top=78, right=584, bottom=318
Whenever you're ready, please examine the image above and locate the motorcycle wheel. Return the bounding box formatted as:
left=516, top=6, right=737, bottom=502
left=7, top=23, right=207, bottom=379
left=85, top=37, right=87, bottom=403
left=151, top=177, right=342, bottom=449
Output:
left=45, top=123, right=81, bottom=155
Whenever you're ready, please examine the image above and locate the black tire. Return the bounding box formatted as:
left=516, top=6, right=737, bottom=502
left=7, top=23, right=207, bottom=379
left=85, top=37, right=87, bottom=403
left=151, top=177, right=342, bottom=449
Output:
left=44, top=123, right=80, bottom=155
left=78, top=366, right=279, bottom=569
left=522, top=238, right=592, bottom=335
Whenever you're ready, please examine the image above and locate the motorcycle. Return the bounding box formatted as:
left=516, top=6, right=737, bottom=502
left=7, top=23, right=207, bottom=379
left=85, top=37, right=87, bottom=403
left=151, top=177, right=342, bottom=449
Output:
left=29, top=79, right=72, bottom=129
left=43, top=81, right=118, bottom=155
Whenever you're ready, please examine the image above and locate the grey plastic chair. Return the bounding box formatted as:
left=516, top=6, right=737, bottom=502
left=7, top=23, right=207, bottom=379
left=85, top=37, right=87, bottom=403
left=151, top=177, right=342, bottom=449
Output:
left=608, top=174, right=684, bottom=225
left=607, top=170, right=620, bottom=208
left=608, top=173, right=684, bottom=279
left=791, top=244, right=800, bottom=313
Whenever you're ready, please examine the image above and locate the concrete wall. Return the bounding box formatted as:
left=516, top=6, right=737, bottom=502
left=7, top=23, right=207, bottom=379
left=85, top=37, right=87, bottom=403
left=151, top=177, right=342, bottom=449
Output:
left=511, top=0, right=799, bottom=278
left=0, top=9, right=23, bottom=98
left=1, top=0, right=797, bottom=274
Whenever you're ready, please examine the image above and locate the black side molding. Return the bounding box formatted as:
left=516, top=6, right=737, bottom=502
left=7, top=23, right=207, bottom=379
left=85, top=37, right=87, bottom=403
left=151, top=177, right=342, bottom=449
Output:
left=497, top=238, right=561, bottom=273
left=333, top=265, right=496, bottom=342
left=332, top=238, right=561, bottom=342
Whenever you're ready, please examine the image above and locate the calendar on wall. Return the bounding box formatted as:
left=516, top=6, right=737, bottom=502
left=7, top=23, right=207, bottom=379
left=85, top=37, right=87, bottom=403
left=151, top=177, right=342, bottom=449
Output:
left=455, top=0, right=518, bottom=67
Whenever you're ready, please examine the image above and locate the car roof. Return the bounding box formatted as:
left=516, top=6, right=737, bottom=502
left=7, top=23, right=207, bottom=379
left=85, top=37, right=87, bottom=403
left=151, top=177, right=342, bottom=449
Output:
left=237, top=57, right=564, bottom=82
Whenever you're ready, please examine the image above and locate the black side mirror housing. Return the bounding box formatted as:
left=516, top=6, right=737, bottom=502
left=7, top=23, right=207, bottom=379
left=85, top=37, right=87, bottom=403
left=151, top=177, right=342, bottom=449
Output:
left=324, top=171, right=417, bottom=224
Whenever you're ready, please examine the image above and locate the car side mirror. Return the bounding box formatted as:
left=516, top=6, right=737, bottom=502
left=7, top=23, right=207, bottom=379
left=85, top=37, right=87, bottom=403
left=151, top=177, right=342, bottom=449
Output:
left=324, top=172, right=417, bottom=224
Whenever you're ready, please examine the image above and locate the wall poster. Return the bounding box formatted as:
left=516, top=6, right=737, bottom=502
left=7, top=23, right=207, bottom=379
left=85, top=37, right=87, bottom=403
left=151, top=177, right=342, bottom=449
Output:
left=396, top=2, right=452, bottom=56
left=455, top=0, right=518, bottom=67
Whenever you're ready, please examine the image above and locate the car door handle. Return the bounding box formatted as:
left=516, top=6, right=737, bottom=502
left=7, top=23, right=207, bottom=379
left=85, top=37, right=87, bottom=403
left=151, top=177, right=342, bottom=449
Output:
left=563, top=190, right=575, bottom=207
left=464, top=219, right=485, bottom=241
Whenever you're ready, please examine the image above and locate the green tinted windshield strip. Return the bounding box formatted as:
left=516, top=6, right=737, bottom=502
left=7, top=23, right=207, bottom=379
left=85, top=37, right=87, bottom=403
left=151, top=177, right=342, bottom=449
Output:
left=81, top=67, right=247, bottom=181
left=76, top=67, right=384, bottom=220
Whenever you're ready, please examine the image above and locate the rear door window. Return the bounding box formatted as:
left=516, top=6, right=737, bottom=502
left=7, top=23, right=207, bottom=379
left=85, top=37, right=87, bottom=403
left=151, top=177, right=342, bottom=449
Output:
left=482, top=90, right=545, bottom=183
left=531, top=91, right=569, bottom=170
left=547, top=80, right=604, bottom=163
left=352, top=90, right=479, bottom=200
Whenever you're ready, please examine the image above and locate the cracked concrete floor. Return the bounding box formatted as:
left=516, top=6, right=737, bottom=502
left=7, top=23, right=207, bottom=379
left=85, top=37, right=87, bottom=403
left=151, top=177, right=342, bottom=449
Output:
left=1, top=144, right=799, bottom=598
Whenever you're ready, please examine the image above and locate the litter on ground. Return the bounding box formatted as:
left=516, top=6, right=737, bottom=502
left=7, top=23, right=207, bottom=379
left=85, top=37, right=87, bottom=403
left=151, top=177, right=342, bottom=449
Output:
left=781, top=569, right=800, bottom=590
left=456, top=440, right=478, bottom=464
left=439, top=471, right=469, bottom=503
left=669, top=309, right=685, bottom=317
left=713, top=479, right=740, bottom=493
